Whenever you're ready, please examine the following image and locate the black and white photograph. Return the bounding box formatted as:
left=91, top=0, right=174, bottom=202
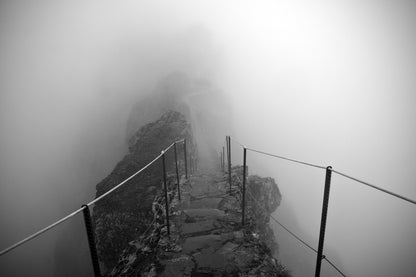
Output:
left=0, top=1, right=415, bottom=276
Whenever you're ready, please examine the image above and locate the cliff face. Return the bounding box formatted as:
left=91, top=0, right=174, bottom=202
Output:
left=106, top=165, right=289, bottom=276
left=126, top=72, right=231, bottom=167
left=92, top=110, right=194, bottom=273
left=92, top=75, right=289, bottom=275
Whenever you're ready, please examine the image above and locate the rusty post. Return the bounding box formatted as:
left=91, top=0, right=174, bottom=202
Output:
left=174, top=143, right=181, bottom=200
left=81, top=205, right=101, bottom=277
left=227, top=136, right=232, bottom=192
left=224, top=146, right=226, bottom=172
left=315, top=166, right=332, bottom=277
left=183, top=139, right=188, bottom=179
left=162, top=151, right=170, bottom=236
left=242, top=147, right=247, bottom=226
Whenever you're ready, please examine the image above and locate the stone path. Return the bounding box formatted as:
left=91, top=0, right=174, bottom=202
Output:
left=156, top=168, right=283, bottom=276
left=158, top=169, right=243, bottom=276
left=109, top=167, right=289, bottom=276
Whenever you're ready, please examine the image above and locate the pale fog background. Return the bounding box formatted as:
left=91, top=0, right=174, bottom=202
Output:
left=0, top=1, right=415, bottom=276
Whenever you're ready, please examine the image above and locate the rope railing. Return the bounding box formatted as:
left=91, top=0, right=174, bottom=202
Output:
left=0, top=206, right=86, bottom=257
left=228, top=136, right=416, bottom=205
left=331, top=169, right=416, bottom=205
left=247, top=147, right=327, bottom=170
left=229, top=137, right=326, bottom=169
left=245, top=190, right=317, bottom=253
left=230, top=165, right=346, bottom=276
left=224, top=135, right=416, bottom=277
left=245, top=189, right=347, bottom=277
left=229, top=136, right=245, bottom=148
left=0, top=138, right=189, bottom=276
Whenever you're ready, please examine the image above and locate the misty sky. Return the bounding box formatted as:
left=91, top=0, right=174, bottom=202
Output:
left=0, top=1, right=415, bottom=276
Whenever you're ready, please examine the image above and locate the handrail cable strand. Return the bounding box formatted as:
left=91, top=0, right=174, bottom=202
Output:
left=0, top=140, right=185, bottom=257
left=331, top=169, right=416, bottom=205
left=239, top=143, right=415, bottom=205
left=247, top=147, right=327, bottom=170
left=245, top=189, right=346, bottom=277
left=229, top=136, right=245, bottom=148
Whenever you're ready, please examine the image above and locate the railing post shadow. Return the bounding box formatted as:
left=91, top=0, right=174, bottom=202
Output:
left=315, top=166, right=332, bottom=277
left=161, top=151, right=170, bottom=237
left=242, top=147, right=247, bottom=226
left=81, top=204, right=101, bottom=277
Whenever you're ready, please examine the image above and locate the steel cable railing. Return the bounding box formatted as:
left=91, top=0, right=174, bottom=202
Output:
left=228, top=136, right=416, bottom=204
left=231, top=170, right=346, bottom=276
left=230, top=164, right=346, bottom=276
left=230, top=137, right=326, bottom=170
left=331, top=169, right=416, bottom=205
left=245, top=188, right=347, bottom=277
left=225, top=135, right=416, bottom=277
left=247, top=147, right=327, bottom=170
left=0, top=206, right=86, bottom=257
left=0, top=138, right=188, bottom=276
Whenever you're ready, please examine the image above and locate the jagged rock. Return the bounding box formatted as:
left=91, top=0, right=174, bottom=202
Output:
left=92, top=107, right=290, bottom=276
left=92, top=110, right=194, bottom=273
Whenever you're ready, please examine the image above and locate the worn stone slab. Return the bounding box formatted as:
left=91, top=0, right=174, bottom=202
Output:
left=194, top=252, right=227, bottom=269
left=183, top=208, right=225, bottom=220
left=188, top=197, right=222, bottom=209
left=182, top=234, right=222, bottom=253
left=182, top=219, right=216, bottom=235
left=217, top=242, right=239, bottom=254
left=160, top=255, right=194, bottom=277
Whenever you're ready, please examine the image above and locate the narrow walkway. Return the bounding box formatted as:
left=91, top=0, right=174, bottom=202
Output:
left=158, top=168, right=239, bottom=276
left=157, top=168, right=279, bottom=276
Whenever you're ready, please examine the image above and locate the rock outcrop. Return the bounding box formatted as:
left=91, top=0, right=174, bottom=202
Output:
left=92, top=109, right=290, bottom=276
left=92, top=110, right=194, bottom=273
left=107, top=167, right=290, bottom=276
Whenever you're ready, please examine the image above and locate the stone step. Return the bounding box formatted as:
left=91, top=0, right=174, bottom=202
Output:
left=183, top=208, right=225, bottom=221
left=182, top=219, right=217, bottom=236
left=182, top=234, right=222, bottom=253
left=187, top=197, right=222, bottom=209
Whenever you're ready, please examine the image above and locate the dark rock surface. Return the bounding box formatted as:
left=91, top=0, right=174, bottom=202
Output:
left=92, top=110, right=194, bottom=273
left=92, top=109, right=290, bottom=276
left=108, top=168, right=290, bottom=276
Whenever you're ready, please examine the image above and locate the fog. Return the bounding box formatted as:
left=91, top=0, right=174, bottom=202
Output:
left=0, top=1, right=415, bottom=276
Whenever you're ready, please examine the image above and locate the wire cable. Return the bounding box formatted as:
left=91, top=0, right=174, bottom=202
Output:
left=139, top=216, right=157, bottom=239
left=230, top=136, right=415, bottom=206
left=247, top=147, right=327, bottom=170
left=331, top=169, right=416, bottom=205
left=246, top=189, right=347, bottom=277
left=0, top=140, right=183, bottom=257
left=89, top=142, right=178, bottom=206
left=229, top=136, right=245, bottom=148
left=246, top=190, right=317, bottom=253
left=0, top=206, right=85, bottom=256
left=323, top=256, right=347, bottom=277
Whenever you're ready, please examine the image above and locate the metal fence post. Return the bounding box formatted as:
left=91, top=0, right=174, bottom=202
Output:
left=81, top=205, right=101, bottom=277
left=242, top=147, right=247, bottom=226
left=226, top=137, right=229, bottom=180
left=222, top=146, right=225, bottom=172
left=227, top=136, right=232, bottom=192
left=220, top=152, right=222, bottom=171
left=162, top=151, right=170, bottom=236
left=315, top=166, right=332, bottom=277
left=183, top=139, right=188, bottom=179
left=174, top=143, right=181, bottom=201
left=190, top=155, right=193, bottom=175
